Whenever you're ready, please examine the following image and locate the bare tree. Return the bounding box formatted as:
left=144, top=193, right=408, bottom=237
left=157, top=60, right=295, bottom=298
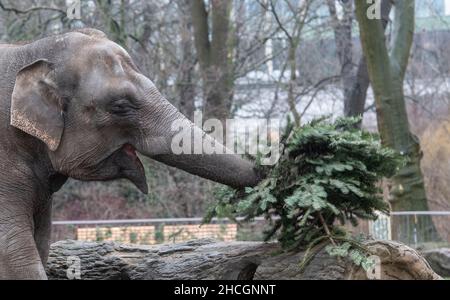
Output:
left=355, top=0, right=434, bottom=242
left=190, top=0, right=233, bottom=122
left=328, top=0, right=392, bottom=126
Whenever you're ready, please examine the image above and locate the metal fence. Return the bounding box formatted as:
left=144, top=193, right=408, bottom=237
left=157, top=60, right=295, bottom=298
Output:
left=52, top=212, right=450, bottom=249
left=384, top=212, right=450, bottom=250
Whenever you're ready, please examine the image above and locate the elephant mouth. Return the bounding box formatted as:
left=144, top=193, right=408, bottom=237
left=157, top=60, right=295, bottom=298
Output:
left=67, top=143, right=148, bottom=194
left=123, top=144, right=138, bottom=156
left=110, top=144, right=148, bottom=194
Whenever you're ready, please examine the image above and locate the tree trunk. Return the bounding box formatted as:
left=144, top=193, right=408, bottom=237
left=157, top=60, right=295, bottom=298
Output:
left=327, top=0, right=354, bottom=117
left=422, top=248, right=450, bottom=277
left=176, top=0, right=196, bottom=121
left=287, top=45, right=300, bottom=126
left=46, top=239, right=440, bottom=280
left=355, top=0, right=434, bottom=242
left=96, top=0, right=128, bottom=47
left=329, top=0, right=391, bottom=125
left=190, top=0, right=233, bottom=123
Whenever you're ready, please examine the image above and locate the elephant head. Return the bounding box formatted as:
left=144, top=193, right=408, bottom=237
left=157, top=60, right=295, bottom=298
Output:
left=9, top=29, right=262, bottom=193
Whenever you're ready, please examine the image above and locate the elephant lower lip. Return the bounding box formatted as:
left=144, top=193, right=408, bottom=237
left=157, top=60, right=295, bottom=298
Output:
left=116, top=144, right=148, bottom=194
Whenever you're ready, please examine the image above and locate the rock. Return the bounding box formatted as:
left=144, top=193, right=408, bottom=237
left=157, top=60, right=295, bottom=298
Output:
left=46, top=239, right=441, bottom=280
left=423, top=248, right=450, bottom=277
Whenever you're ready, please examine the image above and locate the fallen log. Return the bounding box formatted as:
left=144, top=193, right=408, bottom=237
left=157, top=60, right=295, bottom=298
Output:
left=422, top=248, right=450, bottom=277
left=46, top=239, right=441, bottom=280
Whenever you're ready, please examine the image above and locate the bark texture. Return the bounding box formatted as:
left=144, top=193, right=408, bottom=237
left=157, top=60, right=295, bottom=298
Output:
left=176, top=0, right=196, bottom=121
left=423, top=248, right=450, bottom=277
left=46, top=239, right=440, bottom=280
left=342, top=0, right=392, bottom=124
left=327, top=0, right=354, bottom=118
left=190, top=0, right=233, bottom=122
left=355, top=1, right=433, bottom=239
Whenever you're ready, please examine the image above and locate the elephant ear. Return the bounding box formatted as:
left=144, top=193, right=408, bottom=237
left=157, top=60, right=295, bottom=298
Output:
left=10, top=59, right=64, bottom=151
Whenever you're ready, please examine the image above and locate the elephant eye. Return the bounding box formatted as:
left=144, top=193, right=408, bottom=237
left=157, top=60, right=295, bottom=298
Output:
left=110, top=99, right=136, bottom=115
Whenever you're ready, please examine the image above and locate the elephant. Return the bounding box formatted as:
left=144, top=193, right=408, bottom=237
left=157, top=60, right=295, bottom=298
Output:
left=0, top=28, right=262, bottom=279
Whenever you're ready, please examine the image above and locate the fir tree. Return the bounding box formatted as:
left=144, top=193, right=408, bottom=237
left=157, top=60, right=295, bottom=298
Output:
left=205, top=117, right=405, bottom=270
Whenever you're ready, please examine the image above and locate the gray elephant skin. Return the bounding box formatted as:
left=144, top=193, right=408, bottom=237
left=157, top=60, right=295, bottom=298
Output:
left=0, top=28, right=261, bottom=279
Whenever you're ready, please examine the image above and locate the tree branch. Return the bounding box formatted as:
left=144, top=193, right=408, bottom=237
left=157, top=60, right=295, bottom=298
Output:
left=0, top=1, right=65, bottom=15
left=190, top=0, right=211, bottom=69
left=389, top=0, right=415, bottom=79
left=355, top=0, right=393, bottom=100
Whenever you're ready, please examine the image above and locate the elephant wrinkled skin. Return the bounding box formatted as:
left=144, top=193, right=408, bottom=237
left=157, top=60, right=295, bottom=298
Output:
left=0, top=29, right=261, bottom=279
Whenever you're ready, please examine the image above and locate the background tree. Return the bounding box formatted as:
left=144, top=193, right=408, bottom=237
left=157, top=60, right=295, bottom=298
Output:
left=355, top=0, right=435, bottom=242
left=190, top=0, right=233, bottom=122
left=328, top=0, right=391, bottom=126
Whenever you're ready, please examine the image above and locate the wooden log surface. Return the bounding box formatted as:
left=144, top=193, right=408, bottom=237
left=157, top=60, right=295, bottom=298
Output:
left=46, top=238, right=441, bottom=280
left=422, top=248, right=450, bottom=277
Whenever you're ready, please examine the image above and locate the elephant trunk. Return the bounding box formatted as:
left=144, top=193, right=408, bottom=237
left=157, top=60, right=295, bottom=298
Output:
left=135, top=93, right=262, bottom=188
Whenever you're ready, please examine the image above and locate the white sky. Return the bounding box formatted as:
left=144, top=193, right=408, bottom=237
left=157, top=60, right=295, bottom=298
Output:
left=446, top=0, right=450, bottom=15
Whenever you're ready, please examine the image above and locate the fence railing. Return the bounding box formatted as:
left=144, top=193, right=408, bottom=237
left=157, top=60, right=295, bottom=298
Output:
left=52, top=212, right=450, bottom=249
left=369, top=211, right=450, bottom=249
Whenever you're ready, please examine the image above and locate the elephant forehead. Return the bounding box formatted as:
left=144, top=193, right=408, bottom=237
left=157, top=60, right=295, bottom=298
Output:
left=69, top=43, right=139, bottom=99
left=77, top=70, right=137, bottom=102
left=83, top=44, right=127, bottom=75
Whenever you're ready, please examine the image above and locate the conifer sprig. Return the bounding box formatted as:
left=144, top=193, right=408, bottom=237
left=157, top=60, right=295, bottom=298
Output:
left=205, top=117, right=405, bottom=270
